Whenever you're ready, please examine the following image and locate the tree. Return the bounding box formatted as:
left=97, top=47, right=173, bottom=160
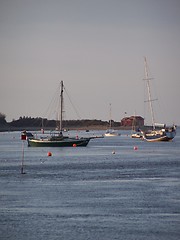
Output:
left=0, top=112, right=7, bottom=124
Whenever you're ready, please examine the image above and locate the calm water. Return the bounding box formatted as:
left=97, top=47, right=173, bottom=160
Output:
left=0, top=129, right=180, bottom=240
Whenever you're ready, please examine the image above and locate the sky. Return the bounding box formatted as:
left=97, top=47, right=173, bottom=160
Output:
left=0, top=0, right=180, bottom=125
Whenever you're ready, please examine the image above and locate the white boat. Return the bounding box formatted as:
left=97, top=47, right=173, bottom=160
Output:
left=131, top=114, right=143, bottom=139
left=104, top=129, right=120, bottom=137
left=104, top=103, right=120, bottom=137
left=131, top=132, right=143, bottom=139
left=142, top=57, right=176, bottom=142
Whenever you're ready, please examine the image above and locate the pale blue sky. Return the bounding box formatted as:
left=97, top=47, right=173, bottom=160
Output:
left=0, top=0, right=180, bottom=125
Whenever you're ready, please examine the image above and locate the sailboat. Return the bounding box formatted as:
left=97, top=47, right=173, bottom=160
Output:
left=104, top=103, right=120, bottom=137
left=131, top=115, right=143, bottom=139
left=28, top=81, right=91, bottom=147
left=141, top=57, right=176, bottom=142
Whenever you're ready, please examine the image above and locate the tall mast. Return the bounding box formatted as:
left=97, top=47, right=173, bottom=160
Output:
left=109, top=103, right=112, bottom=129
left=60, top=80, right=64, bottom=132
left=144, top=57, right=155, bottom=130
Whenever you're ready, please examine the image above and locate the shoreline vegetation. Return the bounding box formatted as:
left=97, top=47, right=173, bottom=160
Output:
left=0, top=125, right=134, bottom=132
left=0, top=117, right=128, bottom=132
left=0, top=115, right=153, bottom=132
left=1, top=114, right=169, bottom=132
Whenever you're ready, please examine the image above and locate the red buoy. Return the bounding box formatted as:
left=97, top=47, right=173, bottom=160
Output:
left=47, top=152, right=52, bottom=156
left=73, top=144, right=77, bottom=147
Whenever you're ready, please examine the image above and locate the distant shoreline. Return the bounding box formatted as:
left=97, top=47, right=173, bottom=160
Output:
left=0, top=125, right=131, bottom=132
left=0, top=125, right=160, bottom=132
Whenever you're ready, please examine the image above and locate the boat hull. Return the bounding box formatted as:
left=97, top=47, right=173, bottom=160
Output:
left=131, top=132, right=143, bottom=139
left=104, top=129, right=120, bottom=137
left=28, top=138, right=90, bottom=147
left=104, top=133, right=120, bottom=137
left=143, top=129, right=176, bottom=142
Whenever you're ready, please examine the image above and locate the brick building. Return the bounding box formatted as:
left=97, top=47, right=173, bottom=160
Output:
left=121, top=116, right=144, bottom=127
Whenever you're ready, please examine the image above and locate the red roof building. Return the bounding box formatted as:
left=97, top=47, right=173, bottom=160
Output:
left=121, top=116, right=144, bottom=127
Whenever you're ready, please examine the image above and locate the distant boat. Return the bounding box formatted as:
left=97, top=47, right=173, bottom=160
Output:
left=131, top=131, right=143, bottom=139
left=104, top=130, right=120, bottom=137
left=104, top=103, right=120, bottom=137
left=28, top=81, right=91, bottom=147
left=131, top=115, right=143, bottom=139
left=141, top=57, right=176, bottom=142
left=142, top=125, right=176, bottom=142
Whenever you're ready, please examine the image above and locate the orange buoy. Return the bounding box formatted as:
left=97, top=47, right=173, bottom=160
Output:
left=73, top=143, right=77, bottom=147
left=47, top=152, right=52, bottom=156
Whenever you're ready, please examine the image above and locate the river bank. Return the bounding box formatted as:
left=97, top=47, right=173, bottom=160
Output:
left=0, top=125, right=133, bottom=132
left=0, top=125, right=159, bottom=133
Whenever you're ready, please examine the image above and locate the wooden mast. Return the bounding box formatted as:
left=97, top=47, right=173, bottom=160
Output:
left=109, top=103, right=112, bottom=129
left=60, top=80, right=64, bottom=133
left=144, top=57, right=156, bottom=130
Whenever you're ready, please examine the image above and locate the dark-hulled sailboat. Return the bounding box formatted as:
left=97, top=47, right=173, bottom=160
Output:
left=28, top=81, right=91, bottom=147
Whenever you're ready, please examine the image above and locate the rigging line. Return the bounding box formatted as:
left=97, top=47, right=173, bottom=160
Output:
left=42, top=86, right=59, bottom=120
left=64, top=86, right=81, bottom=120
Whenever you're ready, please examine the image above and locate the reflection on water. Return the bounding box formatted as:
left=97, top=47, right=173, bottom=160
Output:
left=0, top=129, right=180, bottom=240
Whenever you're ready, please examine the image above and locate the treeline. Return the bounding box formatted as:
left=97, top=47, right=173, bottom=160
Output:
left=0, top=113, right=7, bottom=125
left=0, top=114, right=121, bottom=129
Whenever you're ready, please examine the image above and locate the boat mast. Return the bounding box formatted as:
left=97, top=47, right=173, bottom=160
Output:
left=132, top=111, right=136, bottom=132
left=60, top=80, right=64, bottom=132
left=109, top=103, right=112, bottom=129
left=144, top=57, right=156, bottom=130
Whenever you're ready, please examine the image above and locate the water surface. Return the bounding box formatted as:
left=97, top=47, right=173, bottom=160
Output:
left=0, top=129, right=180, bottom=240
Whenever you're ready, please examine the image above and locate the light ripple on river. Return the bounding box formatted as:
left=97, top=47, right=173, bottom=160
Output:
left=0, top=129, right=180, bottom=240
